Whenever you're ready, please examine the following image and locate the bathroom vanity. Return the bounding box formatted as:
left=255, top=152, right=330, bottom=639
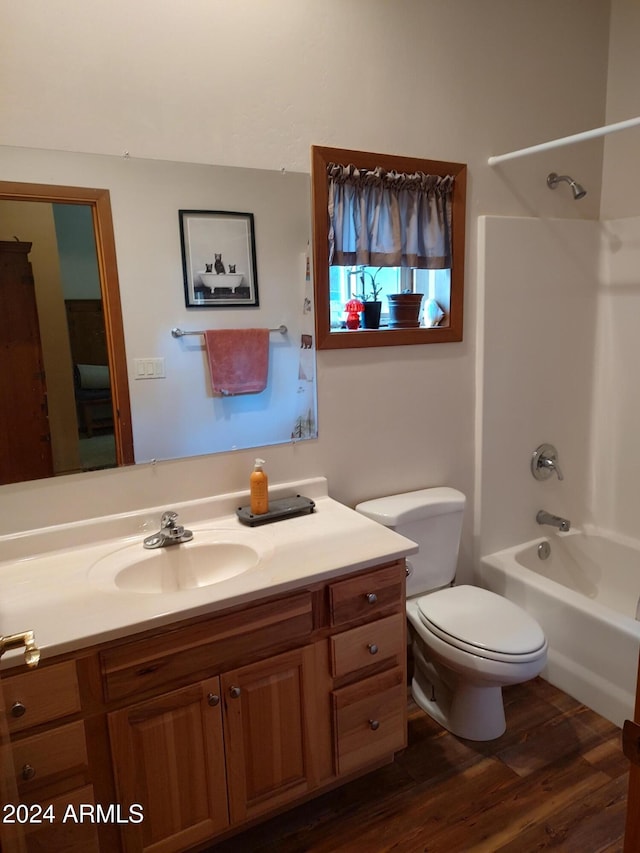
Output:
left=0, top=478, right=416, bottom=853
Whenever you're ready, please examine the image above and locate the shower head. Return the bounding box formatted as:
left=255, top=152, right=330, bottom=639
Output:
left=547, top=172, right=587, bottom=200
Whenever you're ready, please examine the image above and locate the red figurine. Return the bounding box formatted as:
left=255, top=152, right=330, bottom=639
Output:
left=345, top=298, right=364, bottom=330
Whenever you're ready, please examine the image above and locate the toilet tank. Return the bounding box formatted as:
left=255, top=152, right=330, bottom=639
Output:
left=355, top=487, right=465, bottom=596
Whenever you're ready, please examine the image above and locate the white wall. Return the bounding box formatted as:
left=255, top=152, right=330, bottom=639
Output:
left=0, top=1, right=613, bottom=584
left=601, top=0, right=640, bottom=221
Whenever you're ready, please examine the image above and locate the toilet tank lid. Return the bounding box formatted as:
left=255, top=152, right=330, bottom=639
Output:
left=355, top=487, right=465, bottom=527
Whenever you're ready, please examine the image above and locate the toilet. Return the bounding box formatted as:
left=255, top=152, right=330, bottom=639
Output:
left=355, top=487, right=547, bottom=741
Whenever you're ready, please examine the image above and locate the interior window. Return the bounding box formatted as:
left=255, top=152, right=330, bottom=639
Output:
left=311, top=145, right=467, bottom=349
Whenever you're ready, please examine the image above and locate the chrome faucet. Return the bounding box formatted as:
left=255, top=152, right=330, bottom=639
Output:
left=143, top=511, right=193, bottom=549
left=536, top=510, right=571, bottom=532
left=531, top=444, right=564, bottom=481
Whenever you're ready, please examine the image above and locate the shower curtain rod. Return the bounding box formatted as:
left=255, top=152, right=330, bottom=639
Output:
left=488, top=115, right=640, bottom=166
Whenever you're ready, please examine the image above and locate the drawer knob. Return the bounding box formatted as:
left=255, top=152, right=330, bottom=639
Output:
left=21, top=764, right=36, bottom=781
left=369, top=719, right=380, bottom=731
left=365, top=593, right=378, bottom=605
left=10, top=701, right=26, bottom=718
left=207, top=693, right=220, bottom=707
left=367, top=643, right=379, bottom=655
left=229, top=686, right=242, bottom=699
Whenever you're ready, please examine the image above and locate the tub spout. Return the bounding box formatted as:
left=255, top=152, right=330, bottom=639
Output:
left=536, top=510, right=570, bottom=532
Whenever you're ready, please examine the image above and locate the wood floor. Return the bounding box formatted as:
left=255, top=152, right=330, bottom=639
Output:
left=208, top=678, right=629, bottom=853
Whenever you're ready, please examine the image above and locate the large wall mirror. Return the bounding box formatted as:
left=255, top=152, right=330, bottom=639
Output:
left=311, top=145, right=467, bottom=349
left=0, top=146, right=317, bottom=488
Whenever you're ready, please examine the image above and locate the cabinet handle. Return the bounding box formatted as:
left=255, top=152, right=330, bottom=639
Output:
left=207, top=693, right=220, bottom=707
left=365, top=593, right=378, bottom=605
left=10, top=701, right=26, bottom=718
left=21, top=764, right=35, bottom=781
left=367, top=643, right=379, bottom=655
left=229, top=686, right=242, bottom=699
left=368, top=719, right=380, bottom=731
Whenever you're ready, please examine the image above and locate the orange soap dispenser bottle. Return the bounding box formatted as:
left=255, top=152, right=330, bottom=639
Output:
left=250, top=458, right=269, bottom=515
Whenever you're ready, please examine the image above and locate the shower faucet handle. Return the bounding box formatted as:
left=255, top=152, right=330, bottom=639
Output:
left=531, top=444, right=564, bottom=481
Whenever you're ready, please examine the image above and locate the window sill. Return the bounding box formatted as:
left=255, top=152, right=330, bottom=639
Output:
left=318, top=325, right=462, bottom=349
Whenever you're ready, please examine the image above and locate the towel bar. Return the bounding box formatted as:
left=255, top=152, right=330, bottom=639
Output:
left=171, top=325, right=287, bottom=338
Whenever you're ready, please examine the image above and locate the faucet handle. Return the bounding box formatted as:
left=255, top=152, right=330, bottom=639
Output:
left=160, top=511, right=179, bottom=528
left=531, top=444, right=564, bottom=481
left=159, top=510, right=193, bottom=543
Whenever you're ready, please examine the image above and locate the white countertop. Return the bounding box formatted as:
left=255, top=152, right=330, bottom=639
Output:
left=0, top=478, right=417, bottom=668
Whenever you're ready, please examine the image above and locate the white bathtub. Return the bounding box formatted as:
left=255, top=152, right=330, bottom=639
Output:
left=477, top=529, right=640, bottom=727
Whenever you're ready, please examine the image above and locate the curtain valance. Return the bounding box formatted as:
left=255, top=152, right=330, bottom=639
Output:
left=327, top=163, right=454, bottom=269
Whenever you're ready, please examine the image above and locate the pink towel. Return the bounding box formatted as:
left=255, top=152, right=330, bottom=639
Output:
left=204, top=329, right=270, bottom=395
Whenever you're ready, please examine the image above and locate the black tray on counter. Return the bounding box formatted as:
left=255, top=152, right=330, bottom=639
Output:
left=236, top=495, right=316, bottom=527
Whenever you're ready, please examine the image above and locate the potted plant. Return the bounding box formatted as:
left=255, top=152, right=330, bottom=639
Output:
left=387, top=290, right=423, bottom=328
left=352, top=267, right=384, bottom=329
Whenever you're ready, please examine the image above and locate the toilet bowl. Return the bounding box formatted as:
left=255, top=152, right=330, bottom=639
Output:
left=356, top=487, right=548, bottom=741
left=406, top=585, right=547, bottom=740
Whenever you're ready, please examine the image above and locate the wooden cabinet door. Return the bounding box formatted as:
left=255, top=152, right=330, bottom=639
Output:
left=108, top=677, right=228, bottom=853
left=222, top=645, right=321, bottom=824
left=1, top=672, right=27, bottom=853
left=0, top=241, right=53, bottom=484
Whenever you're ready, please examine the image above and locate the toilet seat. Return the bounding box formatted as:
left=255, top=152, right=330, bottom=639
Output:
left=417, top=585, right=546, bottom=664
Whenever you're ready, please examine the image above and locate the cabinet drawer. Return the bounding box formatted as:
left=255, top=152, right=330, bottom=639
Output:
left=330, top=613, right=405, bottom=678
left=101, top=590, right=313, bottom=701
left=12, top=720, right=89, bottom=795
left=24, top=784, right=100, bottom=852
left=332, top=668, right=406, bottom=776
left=329, top=562, right=405, bottom=627
left=4, top=661, right=81, bottom=734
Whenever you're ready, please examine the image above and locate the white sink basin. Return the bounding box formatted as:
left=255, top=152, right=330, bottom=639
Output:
left=88, top=529, right=274, bottom=594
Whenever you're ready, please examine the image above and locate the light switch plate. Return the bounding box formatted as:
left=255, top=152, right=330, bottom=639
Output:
left=133, top=358, right=166, bottom=379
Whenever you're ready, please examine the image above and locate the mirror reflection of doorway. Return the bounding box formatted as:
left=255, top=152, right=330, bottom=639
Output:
left=1, top=203, right=115, bottom=480
left=66, top=297, right=116, bottom=472
left=0, top=183, right=133, bottom=485
left=54, top=204, right=117, bottom=473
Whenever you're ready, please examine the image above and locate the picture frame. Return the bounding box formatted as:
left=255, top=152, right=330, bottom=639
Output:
left=179, top=209, right=259, bottom=308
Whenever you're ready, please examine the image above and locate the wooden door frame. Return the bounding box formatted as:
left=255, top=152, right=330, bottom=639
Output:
left=624, top=654, right=640, bottom=850
left=0, top=181, right=134, bottom=467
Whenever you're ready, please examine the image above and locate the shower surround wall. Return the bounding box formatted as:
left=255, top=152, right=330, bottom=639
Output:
left=596, top=0, right=640, bottom=544
left=477, top=213, right=640, bottom=723
left=593, top=215, right=640, bottom=541
left=477, top=216, right=600, bottom=557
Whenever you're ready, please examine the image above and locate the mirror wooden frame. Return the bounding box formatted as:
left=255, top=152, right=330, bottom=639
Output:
left=311, top=145, right=467, bottom=350
left=0, top=180, right=134, bottom=467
